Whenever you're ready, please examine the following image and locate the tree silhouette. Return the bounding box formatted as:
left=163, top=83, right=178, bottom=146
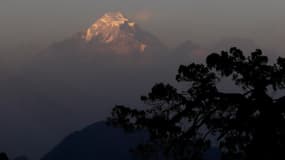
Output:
left=0, top=153, right=9, bottom=160
left=108, top=48, right=285, bottom=160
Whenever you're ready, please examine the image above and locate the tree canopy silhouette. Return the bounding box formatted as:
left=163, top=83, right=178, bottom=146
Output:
left=108, top=48, right=285, bottom=160
left=0, top=153, right=9, bottom=160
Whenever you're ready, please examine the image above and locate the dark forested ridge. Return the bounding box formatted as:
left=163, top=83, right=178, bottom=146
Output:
left=40, top=121, right=219, bottom=160
left=40, top=122, right=146, bottom=160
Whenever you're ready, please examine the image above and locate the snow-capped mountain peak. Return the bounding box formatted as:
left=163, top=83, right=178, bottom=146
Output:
left=49, top=12, right=166, bottom=55
left=82, top=12, right=137, bottom=43
left=98, top=12, right=130, bottom=27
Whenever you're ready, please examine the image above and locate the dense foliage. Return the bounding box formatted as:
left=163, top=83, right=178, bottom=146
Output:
left=109, top=48, right=285, bottom=160
left=0, top=153, right=9, bottom=160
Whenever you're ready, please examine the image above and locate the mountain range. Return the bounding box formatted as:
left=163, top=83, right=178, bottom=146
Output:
left=0, top=11, right=263, bottom=160
left=47, top=12, right=166, bottom=56
left=41, top=122, right=220, bottom=160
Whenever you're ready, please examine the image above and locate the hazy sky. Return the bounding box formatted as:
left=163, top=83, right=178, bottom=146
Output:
left=1, top=0, right=285, bottom=51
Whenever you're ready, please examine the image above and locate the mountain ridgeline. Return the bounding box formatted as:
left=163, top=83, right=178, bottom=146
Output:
left=0, top=11, right=258, bottom=159
left=47, top=12, right=166, bottom=56
left=41, top=122, right=220, bottom=160
left=41, top=122, right=147, bottom=160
